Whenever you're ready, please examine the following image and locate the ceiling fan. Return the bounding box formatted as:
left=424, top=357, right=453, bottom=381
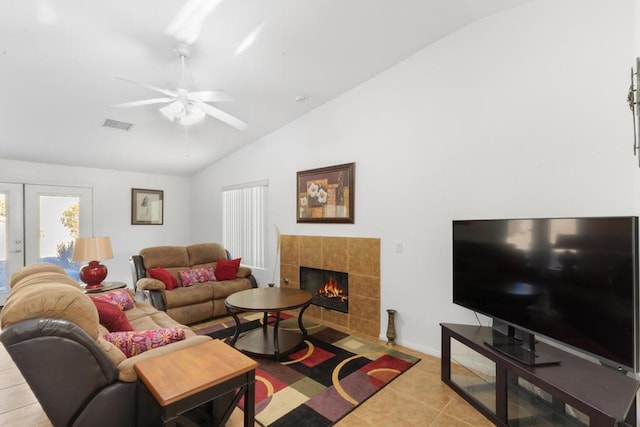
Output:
left=112, top=43, right=248, bottom=130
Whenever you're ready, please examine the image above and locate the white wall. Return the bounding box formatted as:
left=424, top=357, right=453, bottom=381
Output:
left=0, top=159, right=191, bottom=286
left=190, top=0, right=638, bottom=356
left=633, top=0, right=640, bottom=213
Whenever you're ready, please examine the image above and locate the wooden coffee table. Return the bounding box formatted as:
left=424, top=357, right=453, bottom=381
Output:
left=134, top=339, right=257, bottom=426
left=225, top=288, right=312, bottom=360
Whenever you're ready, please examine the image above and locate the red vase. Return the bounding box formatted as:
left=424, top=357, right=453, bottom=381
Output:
left=80, top=261, right=108, bottom=288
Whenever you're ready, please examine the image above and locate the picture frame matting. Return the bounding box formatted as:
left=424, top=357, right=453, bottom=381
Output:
left=131, top=188, right=163, bottom=225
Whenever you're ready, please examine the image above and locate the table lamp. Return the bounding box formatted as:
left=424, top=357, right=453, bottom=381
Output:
left=72, top=236, right=114, bottom=289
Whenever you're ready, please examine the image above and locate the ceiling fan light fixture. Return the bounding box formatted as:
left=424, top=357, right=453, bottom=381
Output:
left=180, top=106, right=206, bottom=126
left=159, top=101, right=185, bottom=121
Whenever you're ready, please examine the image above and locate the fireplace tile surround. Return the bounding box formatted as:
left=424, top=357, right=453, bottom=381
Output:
left=280, top=235, right=380, bottom=338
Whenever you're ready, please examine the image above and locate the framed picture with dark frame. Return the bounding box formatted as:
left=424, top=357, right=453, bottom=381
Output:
left=131, top=188, right=163, bottom=225
left=296, top=162, right=355, bottom=223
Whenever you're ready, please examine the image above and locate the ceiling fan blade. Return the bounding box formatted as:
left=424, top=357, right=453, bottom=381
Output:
left=115, top=77, right=176, bottom=98
left=192, top=100, right=248, bottom=130
left=190, top=90, right=235, bottom=102
left=111, top=98, right=174, bottom=108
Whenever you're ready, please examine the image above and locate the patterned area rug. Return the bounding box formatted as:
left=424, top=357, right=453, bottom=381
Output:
left=194, top=316, right=420, bottom=426
left=191, top=311, right=266, bottom=339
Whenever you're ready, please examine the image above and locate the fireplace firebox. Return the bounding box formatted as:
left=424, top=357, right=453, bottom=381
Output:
left=300, top=266, right=348, bottom=313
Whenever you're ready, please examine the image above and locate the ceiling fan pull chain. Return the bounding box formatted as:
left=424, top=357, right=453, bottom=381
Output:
left=184, top=126, right=190, bottom=157
left=181, top=54, right=186, bottom=83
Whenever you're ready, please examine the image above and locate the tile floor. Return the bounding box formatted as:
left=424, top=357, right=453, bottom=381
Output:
left=0, top=329, right=491, bottom=426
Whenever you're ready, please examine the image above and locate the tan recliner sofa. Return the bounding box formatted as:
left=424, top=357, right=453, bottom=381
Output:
left=130, top=243, right=257, bottom=325
left=0, top=263, right=212, bottom=426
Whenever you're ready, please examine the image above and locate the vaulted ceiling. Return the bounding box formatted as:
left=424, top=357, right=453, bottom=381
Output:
left=0, top=0, right=532, bottom=176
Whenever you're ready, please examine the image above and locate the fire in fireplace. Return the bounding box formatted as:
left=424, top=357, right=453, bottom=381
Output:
left=300, top=266, right=348, bottom=313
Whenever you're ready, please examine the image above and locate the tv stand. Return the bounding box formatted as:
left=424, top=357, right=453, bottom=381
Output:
left=441, top=323, right=639, bottom=426
left=487, top=326, right=560, bottom=367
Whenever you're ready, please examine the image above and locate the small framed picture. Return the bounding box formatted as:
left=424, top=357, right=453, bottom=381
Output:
left=297, top=162, right=355, bottom=223
left=131, top=188, right=163, bottom=225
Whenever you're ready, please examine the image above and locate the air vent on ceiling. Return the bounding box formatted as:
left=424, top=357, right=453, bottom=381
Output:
left=102, top=119, right=133, bottom=131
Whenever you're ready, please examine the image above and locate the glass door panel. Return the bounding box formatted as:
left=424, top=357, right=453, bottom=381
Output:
left=0, top=183, right=24, bottom=304
left=24, top=185, right=92, bottom=281
left=39, top=195, right=81, bottom=279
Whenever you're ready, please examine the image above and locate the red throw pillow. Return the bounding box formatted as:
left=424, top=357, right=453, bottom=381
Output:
left=148, top=267, right=179, bottom=290
left=215, top=258, right=241, bottom=281
left=91, top=298, right=134, bottom=332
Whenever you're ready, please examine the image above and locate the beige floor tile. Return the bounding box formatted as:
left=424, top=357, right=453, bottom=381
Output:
left=356, top=387, right=441, bottom=426
left=335, top=412, right=373, bottom=426
left=0, top=368, right=27, bottom=389
left=429, top=412, right=478, bottom=427
left=413, top=355, right=442, bottom=376
left=0, top=351, right=16, bottom=372
left=388, top=371, right=456, bottom=411
left=442, top=395, right=495, bottom=427
left=0, top=383, right=38, bottom=414
left=0, top=403, right=52, bottom=427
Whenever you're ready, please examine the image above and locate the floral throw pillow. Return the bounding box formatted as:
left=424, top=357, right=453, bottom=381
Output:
left=103, top=328, right=186, bottom=358
left=92, top=288, right=135, bottom=311
left=178, top=267, right=216, bottom=286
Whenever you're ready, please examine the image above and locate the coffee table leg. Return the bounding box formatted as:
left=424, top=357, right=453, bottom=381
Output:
left=273, top=310, right=281, bottom=360
left=298, top=303, right=310, bottom=339
left=227, top=308, right=242, bottom=346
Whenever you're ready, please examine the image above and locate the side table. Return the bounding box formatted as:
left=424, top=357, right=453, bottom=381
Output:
left=83, top=281, right=127, bottom=294
left=134, top=339, right=257, bottom=426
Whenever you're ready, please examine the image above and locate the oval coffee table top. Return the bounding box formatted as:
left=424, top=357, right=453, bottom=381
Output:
left=225, top=287, right=312, bottom=311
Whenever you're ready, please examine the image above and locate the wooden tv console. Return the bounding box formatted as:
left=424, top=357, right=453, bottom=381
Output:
left=441, top=323, right=640, bottom=426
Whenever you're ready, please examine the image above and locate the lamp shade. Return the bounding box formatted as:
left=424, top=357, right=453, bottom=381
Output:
left=72, top=237, right=113, bottom=288
left=72, top=237, right=113, bottom=261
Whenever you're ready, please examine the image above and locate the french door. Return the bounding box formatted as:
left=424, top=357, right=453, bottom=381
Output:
left=0, top=183, right=24, bottom=305
left=0, top=184, right=93, bottom=304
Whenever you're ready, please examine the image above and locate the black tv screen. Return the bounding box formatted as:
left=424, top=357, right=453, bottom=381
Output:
left=453, top=216, right=638, bottom=371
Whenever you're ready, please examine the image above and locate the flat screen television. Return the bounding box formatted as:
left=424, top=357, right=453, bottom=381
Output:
left=453, top=216, right=639, bottom=371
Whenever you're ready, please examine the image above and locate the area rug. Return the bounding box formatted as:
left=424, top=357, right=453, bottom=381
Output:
left=191, top=311, right=266, bottom=339
left=196, top=316, right=420, bottom=426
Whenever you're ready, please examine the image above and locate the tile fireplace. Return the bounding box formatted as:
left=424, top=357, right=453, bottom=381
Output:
left=280, top=234, right=380, bottom=338
left=300, top=266, right=348, bottom=313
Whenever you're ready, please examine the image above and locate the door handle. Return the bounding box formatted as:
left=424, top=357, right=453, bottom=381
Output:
left=9, top=249, right=22, bottom=253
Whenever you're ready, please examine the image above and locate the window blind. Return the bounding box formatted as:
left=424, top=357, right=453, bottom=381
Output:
left=222, top=181, right=267, bottom=269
